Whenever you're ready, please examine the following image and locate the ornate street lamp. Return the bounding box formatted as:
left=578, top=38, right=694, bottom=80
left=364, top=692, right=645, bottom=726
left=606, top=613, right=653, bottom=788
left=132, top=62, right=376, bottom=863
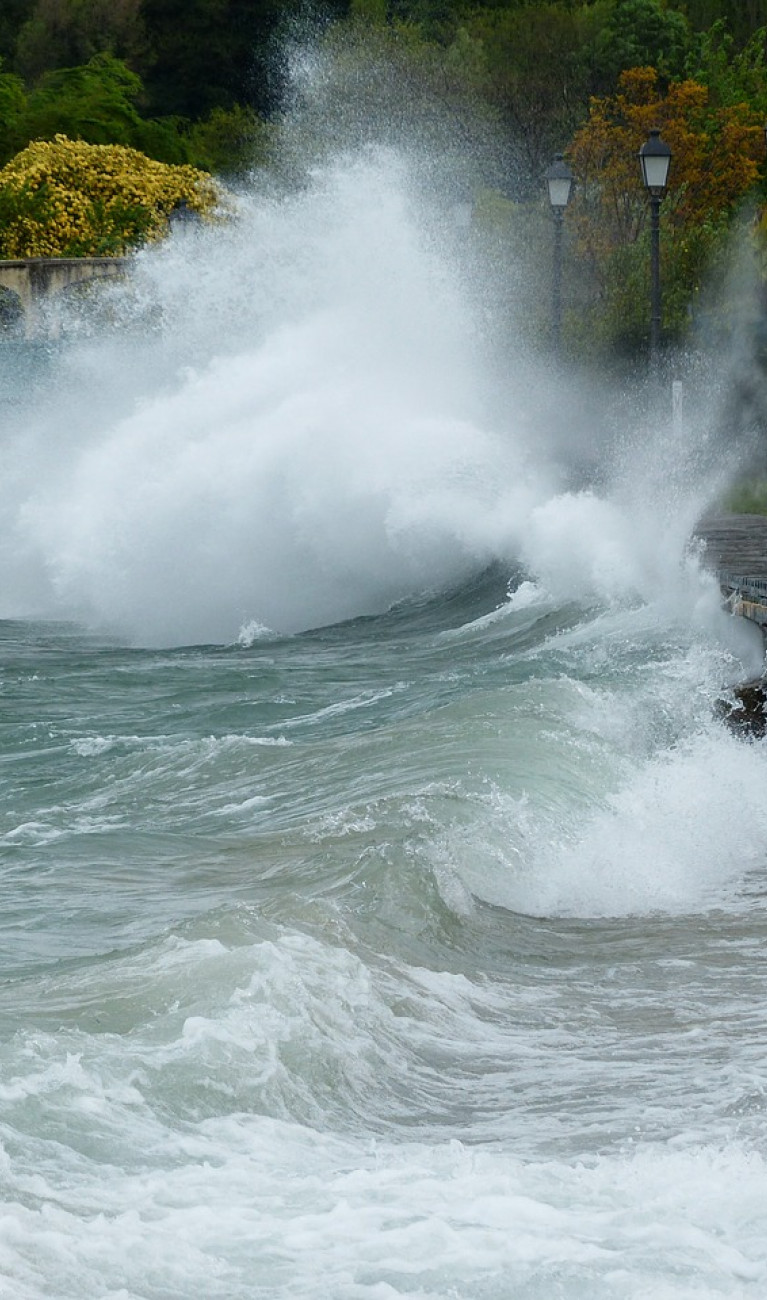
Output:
left=639, top=128, right=672, bottom=362
left=545, top=154, right=573, bottom=352
left=546, top=154, right=572, bottom=353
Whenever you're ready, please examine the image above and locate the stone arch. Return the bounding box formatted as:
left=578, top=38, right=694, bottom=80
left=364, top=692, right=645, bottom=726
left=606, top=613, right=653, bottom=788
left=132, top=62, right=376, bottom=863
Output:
left=0, top=258, right=129, bottom=337
left=0, top=285, right=24, bottom=336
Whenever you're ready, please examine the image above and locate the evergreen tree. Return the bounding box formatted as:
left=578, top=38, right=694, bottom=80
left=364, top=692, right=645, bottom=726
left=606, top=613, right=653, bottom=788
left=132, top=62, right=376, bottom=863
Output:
left=14, top=0, right=147, bottom=81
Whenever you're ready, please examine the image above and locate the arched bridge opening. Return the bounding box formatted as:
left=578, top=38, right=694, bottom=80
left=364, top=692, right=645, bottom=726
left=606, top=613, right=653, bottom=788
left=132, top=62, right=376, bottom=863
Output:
left=0, top=257, right=129, bottom=337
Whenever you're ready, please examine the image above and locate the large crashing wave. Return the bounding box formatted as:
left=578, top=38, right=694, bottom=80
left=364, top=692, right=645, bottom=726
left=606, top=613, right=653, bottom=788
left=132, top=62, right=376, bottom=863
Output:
left=0, top=133, right=753, bottom=646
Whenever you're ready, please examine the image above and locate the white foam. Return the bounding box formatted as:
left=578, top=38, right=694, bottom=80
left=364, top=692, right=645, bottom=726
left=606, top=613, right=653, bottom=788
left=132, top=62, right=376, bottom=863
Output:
left=0, top=147, right=740, bottom=648
left=0, top=1118, right=764, bottom=1298
left=458, top=718, right=767, bottom=919
left=0, top=913, right=765, bottom=1297
left=236, top=618, right=277, bottom=646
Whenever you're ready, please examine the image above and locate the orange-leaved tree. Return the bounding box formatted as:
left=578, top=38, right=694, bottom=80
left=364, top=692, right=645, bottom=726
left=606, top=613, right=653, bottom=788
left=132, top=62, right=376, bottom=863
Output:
left=567, top=66, right=764, bottom=352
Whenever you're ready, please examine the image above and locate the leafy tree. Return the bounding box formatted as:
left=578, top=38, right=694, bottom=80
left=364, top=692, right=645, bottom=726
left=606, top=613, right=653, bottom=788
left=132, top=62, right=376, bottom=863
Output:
left=683, top=1, right=767, bottom=44
left=184, top=104, right=273, bottom=175
left=387, top=0, right=466, bottom=43
left=14, top=0, right=146, bottom=82
left=140, top=0, right=350, bottom=120
left=0, top=60, right=28, bottom=163
left=686, top=19, right=767, bottom=114
left=589, top=0, right=691, bottom=93
left=0, top=134, right=223, bottom=256
left=462, top=2, right=598, bottom=189
left=13, top=53, right=198, bottom=164
left=0, top=0, right=32, bottom=65
left=20, top=52, right=147, bottom=144
left=0, top=45, right=276, bottom=175
left=568, top=65, right=764, bottom=350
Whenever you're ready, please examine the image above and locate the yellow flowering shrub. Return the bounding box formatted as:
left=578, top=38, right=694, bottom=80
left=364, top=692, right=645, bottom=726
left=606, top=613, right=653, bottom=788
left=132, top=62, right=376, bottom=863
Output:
left=0, top=135, right=223, bottom=258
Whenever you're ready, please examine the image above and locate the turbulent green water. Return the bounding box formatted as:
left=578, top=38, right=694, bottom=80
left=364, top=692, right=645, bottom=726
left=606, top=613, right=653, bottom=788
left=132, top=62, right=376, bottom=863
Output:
left=4, top=567, right=767, bottom=1298
left=2, top=146, right=767, bottom=1298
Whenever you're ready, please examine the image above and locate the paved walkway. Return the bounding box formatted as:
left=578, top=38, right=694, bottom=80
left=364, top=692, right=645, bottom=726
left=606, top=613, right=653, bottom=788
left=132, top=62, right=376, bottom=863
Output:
left=695, top=514, right=767, bottom=730
left=693, top=514, right=767, bottom=577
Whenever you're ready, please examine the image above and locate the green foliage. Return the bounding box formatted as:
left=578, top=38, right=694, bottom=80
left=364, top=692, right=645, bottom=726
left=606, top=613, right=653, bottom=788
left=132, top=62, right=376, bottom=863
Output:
left=684, top=1, right=767, bottom=44
left=0, top=1, right=32, bottom=65
left=131, top=115, right=191, bottom=165
left=3, top=0, right=349, bottom=124
left=11, top=52, right=196, bottom=165
left=589, top=0, right=691, bottom=92
left=658, top=212, right=730, bottom=341
left=21, top=52, right=146, bottom=145
left=184, top=104, right=273, bottom=175
left=14, top=0, right=146, bottom=82
left=459, top=3, right=597, bottom=185
left=350, top=0, right=387, bottom=23
left=139, top=0, right=347, bottom=120
left=0, top=44, right=275, bottom=176
left=564, top=215, right=729, bottom=357
left=722, top=478, right=767, bottom=513
left=0, top=60, right=27, bottom=162
left=686, top=19, right=767, bottom=114
left=585, top=239, right=649, bottom=354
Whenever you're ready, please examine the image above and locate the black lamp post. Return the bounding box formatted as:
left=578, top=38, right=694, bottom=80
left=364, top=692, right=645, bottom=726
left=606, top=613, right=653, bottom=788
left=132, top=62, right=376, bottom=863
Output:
left=639, top=129, right=672, bottom=363
left=169, top=198, right=200, bottom=237
left=545, top=154, right=573, bottom=352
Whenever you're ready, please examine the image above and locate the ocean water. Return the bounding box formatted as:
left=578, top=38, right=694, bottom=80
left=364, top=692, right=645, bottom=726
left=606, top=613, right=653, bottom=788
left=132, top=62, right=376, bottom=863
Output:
left=2, top=145, right=767, bottom=1299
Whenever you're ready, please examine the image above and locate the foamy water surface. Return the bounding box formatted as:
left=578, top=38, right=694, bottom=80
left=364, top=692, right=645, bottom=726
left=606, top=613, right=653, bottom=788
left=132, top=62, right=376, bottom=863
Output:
left=1, top=142, right=767, bottom=1300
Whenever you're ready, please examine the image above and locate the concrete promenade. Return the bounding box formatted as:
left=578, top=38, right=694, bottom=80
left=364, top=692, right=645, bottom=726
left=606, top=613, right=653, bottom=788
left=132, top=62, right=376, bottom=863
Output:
left=695, top=513, right=767, bottom=625
left=694, top=513, right=767, bottom=575
left=694, top=514, right=767, bottom=635
left=694, top=515, right=767, bottom=729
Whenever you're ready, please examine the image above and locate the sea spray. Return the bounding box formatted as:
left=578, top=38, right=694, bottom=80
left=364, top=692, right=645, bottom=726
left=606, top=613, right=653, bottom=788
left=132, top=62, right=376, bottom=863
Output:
left=0, top=144, right=753, bottom=647
left=0, top=151, right=543, bottom=642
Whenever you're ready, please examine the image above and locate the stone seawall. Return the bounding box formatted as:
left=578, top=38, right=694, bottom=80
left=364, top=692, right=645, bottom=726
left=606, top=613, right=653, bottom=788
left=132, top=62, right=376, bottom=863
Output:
left=695, top=514, right=767, bottom=735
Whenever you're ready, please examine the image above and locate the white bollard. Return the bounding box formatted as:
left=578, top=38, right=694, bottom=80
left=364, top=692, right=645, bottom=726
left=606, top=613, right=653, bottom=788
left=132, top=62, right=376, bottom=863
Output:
left=672, top=380, right=683, bottom=436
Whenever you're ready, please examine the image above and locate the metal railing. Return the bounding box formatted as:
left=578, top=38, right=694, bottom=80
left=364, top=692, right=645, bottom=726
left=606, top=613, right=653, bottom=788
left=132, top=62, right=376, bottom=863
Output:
left=718, top=572, right=767, bottom=602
